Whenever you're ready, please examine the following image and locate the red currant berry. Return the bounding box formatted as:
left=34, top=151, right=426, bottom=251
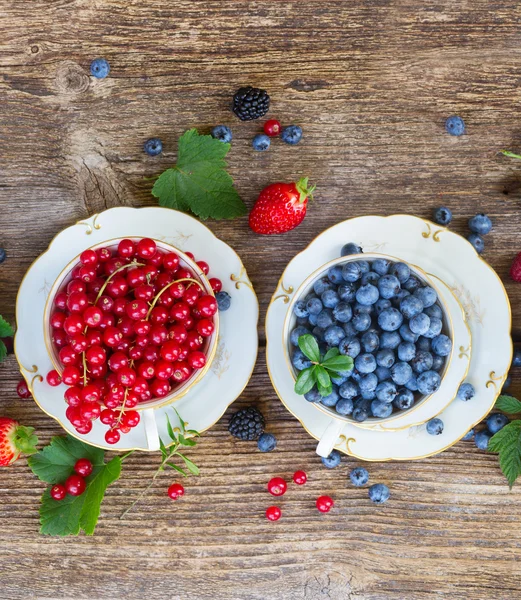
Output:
left=80, top=249, right=98, bottom=266
left=263, top=119, right=281, bottom=137
left=209, top=278, right=222, bottom=293
left=125, top=391, right=139, bottom=408
left=127, top=267, right=145, bottom=288
left=80, top=402, right=101, bottom=421
left=86, top=331, right=102, bottom=348
left=266, top=506, right=282, bottom=521
left=99, top=313, right=116, bottom=330
left=62, top=365, right=81, bottom=386
left=16, top=379, right=31, bottom=399
left=171, top=302, right=190, bottom=322
left=132, top=377, right=149, bottom=395
left=120, top=410, right=140, bottom=428
left=51, top=483, right=67, bottom=501
left=54, top=291, right=68, bottom=309
left=50, top=311, right=66, bottom=329
left=155, top=272, right=172, bottom=290
left=97, top=247, right=112, bottom=262
left=293, top=471, right=307, bottom=485
left=52, top=329, right=68, bottom=348
left=65, top=474, right=86, bottom=496
left=149, top=325, right=168, bottom=345
left=139, top=389, right=152, bottom=402
left=134, top=320, right=151, bottom=336
left=176, top=268, right=192, bottom=280
left=117, top=238, right=135, bottom=258
left=81, top=384, right=100, bottom=403
left=148, top=251, right=164, bottom=267
left=167, top=483, right=185, bottom=500
left=158, top=289, right=175, bottom=308
left=163, top=253, right=180, bottom=271
left=169, top=282, right=185, bottom=299
left=79, top=265, right=97, bottom=283
left=86, top=345, right=107, bottom=366
left=196, top=260, right=209, bottom=275
left=83, top=306, right=103, bottom=327
left=160, top=340, right=181, bottom=362
left=136, top=238, right=157, bottom=259
left=105, top=428, right=121, bottom=445
left=187, top=351, right=206, bottom=369
left=106, top=276, right=129, bottom=298
left=74, top=458, right=93, bottom=477
left=142, top=264, right=158, bottom=281
left=129, top=346, right=143, bottom=361
left=69, top=334, right=88, bottom=353
left=112, top=297, right=127, bottom=317
left=196, top=319, right=214, bottom=337
left=107, top=383, right=125, bottom=402
left=186, top=330, right=203, bottom=350
left=71, top=266, right=82, bottom=280
left=65, top=406, right=83, bottom=426
left=267, top=477, right=287, bottom=497
left=183, top=285, right=200, bottom=306
left=93, top=378, right=109, bottom=395
left=90, top=363, right=108, bottom=378
left=103, top=326, right=123, bottom=348
left=137, top=361, right=156, bottom=380
left=118, top=367, right=137, bottom=387
left=66, top=291, right=88, bottom=313
left=155, top=359, right=174, bottom=380
left=168, top=324, right=188, bottom=343
left=75, top=420, right=93, bottom=434
left=149, top=306, right=169, bottom=325
left=196, top=295, right=217, bottom=318
left=59, top=346, right=79, bottom=366
left=63, top=315, right=84, bottom=336
left=172, top=362, right=192, bottom=383
left=316, top=495, right=334, bottom=513
left=135, top=284, right=154, bottom=302
left=87, top=277, right=105, bottom=294
left=178, top=345, right=189, bottom=361
left=46, top=369, right=62, bottom=386
left=104, top=257, right=126, bottom=276
left=119, top=424, right=132, bottom=434
left=150, top=378, right=171, bottom=398
left=143, top=346, right=159, bottom=364
left=100, top=408, right=117, bottom=425
left=98, top=295, right=114, bottom=313
left=184, top=251, right=195, bottom=260
left=67, top=280, right=87, bottom=294
left=64, top=386, right=82, bottom=407
left=117, top=316, right=135, bottom=337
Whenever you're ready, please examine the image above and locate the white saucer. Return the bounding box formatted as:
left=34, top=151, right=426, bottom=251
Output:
left=266, top=215, right=512, bottom=461
left=15, top=207, right=259, bottom=451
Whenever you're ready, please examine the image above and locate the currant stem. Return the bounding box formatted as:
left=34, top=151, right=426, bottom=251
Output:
left=94, top=260, right=145, bottom=305
left=145, top=278, right=204, bottom=320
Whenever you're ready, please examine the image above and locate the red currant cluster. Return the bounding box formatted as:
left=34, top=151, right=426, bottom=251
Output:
left=47, top=238, right=220, bottom=445
left=50, top=458, right=93, bottom=500
left=265, top=471, right=334, bottom=521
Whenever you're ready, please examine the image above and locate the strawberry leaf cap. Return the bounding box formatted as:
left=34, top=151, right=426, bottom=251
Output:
left=295, top=177, right=315, bottom=204
left=13, top=425, right=38, bottom=456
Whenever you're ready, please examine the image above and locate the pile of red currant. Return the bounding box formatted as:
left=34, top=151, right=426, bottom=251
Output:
left=47, top=238, right=220, bottom=445
left=50, top=458, right=93, bottom=500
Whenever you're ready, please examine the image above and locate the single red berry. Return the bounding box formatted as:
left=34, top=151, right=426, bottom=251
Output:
left=264, top=119, right=281, bottom=137
left=97, top=247, right=112, bottom=262
left=54, top=291, right=68, bottom=309
left=209, top=278, right=222, bottom=293
left=74, top=458, right=93, bottom=477
left=52, top=329, right=68, bottom=348
left=46, top=369, right=62, bottom=387
left=64, top=386, right=82, bottom=407
left=158, top=289, right=174, bottom=308
left=171, top=302, right=190, bottom=322
left=316, top=495, right=334, bottom=513
left=149, top=325, right=168, bottom=345
left=120, top=410, right=140, bottom=428
left=86, top=330, right=103, bottom=347
left=16, top=379, right=31, bottom=399
left=156, top=272, right=172, bottom=290
left=126, top=299, right=148, bottom=320
left=266, top=506, right=281, bottom=521
left=83, top=306, right=103, bottom=328
left=196, top=319, right=214, bottom=337
left=176, top=268, right=192, bottom=280
left=69, top=334, right=88, bottom=354
left=62, top=365, right=81, bottom=386
left=104, top=257, right=126, bottom=276
left=81, top=384, right=101, bottom=403
left=150, top=305, right=169, bottom=325
left=90, top=362, right=108, bottom=378
left=163, top=253, right=180, bottom=271
left=195, top=295, right=217, bottom=317
left=511, top=253, right=521, bottom=282
left=188, top=351, right=206, bottom=370
left=186, top=330, right=203, bottom=350
left=183, top=285, right=200, bottom=306
left=184, top=251, right=195, bottom=260
left=293, top=470, right=307, bottom=485
left=63, top=314, right=84, bottom=336
left=267, top=477, right=287, bottom=496
left=98, top=295, right=114, bottom=313
left=75, top=420, right=93, bottom=434
left=66, top=291, right=88, bottom=313
left=132, top=377, right=149, bottom=395
left=142, top=264, right=158, bottom=281
left=136, top=238, right=157, bottom=259
left=88, top=277, right=105, bottom=294
left=50, top=484, right=67, bottom=501
left=105, top=428, right=120, bottom=445
left=67, top=280, right=87, bottom=294
left=59, top=345, right=79, bottom=366
left=172, top=361, right=192, bottom=383
left=106, top=276, right=129, bottom=298
left=167, top=483, right=185, bottom=500
left=118, top=238, right=135, bottom=258
left=137, top=360, right=156, bottom=380
left=99, top=313, right=116, bottom=330
left=148, top=251, right=164, bottom=267
left=71, top=266, right=82, bottom=280
left=86, top=345, right=107, bottom=366
left=79, top=265, right=97, bottom=283
left=169, top=324, right=188, bottom=343
left=100, top=408, right=116, bottom=425
left=80, top=402, right=101, bottom=421
left=155, top=359, right=174, bottom=380
left=103, top=326, right=123, bottom=348
left=50, top=311, right=66, bottom=329
left=160, top=340, right=181, bottom=362
left=65, top=474, right=86, bottom=496
left=169, top=282, right=185, bottom=299
left=129, top=345, right=143, bottom=361
left=80, top=249, right=98, bottom=266
left=127, top=267, right=145, bottom=288
left=143, top=344, right=160, bottom=362
left=150, top=378, right=171, bottom=397
left=118, top=367, right=137, bottom=388
left=196, top=260, right=210, bottom=275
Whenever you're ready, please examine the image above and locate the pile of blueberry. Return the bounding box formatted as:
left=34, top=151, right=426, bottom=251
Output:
left=290, top=250, right=452, bottom=422
left=433, top=207, right=492, bottom=255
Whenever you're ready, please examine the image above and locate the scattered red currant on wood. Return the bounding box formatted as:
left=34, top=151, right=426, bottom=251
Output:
left=293, top=470, right=307, bottom=485
left=265, top=506, right=281, bottom=521
left=316, top=495, right=334, bottom=513
left=168, top=483, right=185, bottom=500
left=267, top=477, right=287, bottom=497
left=16, top=379, right=31, bottom=399
left=263, top=119, right=281, bottom=137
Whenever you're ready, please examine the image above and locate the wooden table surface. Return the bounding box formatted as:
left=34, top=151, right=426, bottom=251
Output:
left=2, top=1, right=521, bottom=598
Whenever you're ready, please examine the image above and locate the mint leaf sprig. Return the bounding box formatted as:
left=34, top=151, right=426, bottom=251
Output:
left=0, top=315, right=14, bottom=362
left=488, top=395, right=521, bottom=488
left=293, top=334, right=353, bottom=397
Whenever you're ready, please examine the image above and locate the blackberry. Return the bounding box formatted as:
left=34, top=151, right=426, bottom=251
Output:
left=232, top=86, right=270, bottom=121
left=228, top=407, right=265, bottom=440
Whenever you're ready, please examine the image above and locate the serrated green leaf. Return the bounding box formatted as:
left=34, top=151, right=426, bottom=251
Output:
left=495, top=395, right=521, bottom=415
left=294, top=366, right=316, bottom=395
left=0, top=315, right=14, bottom=338
left=322, top=355, right=354, bottom=374
left=298, top=334, right=320, bottom=363
left=0, top=340, right=7, bottom=362
left=178, top=454, right=200, bottom=476
left=488, top=420, right=521, bottom=488
left=79, top=457, right=121, bottom=535
left=151, top=129, right=246, bottom=220
left=323, top=347, right=340, bottom=362
left=166, top=462, right=187, bottom=477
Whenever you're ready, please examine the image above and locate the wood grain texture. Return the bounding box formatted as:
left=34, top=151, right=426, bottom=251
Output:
left=1, top=1, right=521, bottom=598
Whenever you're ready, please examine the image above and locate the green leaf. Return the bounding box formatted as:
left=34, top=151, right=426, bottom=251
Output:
left=294, top=366, right=317, bottom=395
left=0, top=315, right=14, bottom=338
left=165, top=415, right=176, bottom=442
left=186, top=429, right=200, bottom=437
left=298, top=334, right=320, bottom=363
left=488, top=420, right=521, bottom=488
left=502, top=150, right=521, bottom=160
left=317, top=381, right=333, bottom=398
left=79, top=457, right=121, bottom=535
left=0, top=340, right=7, bottom=362
left=178, top=453, right=200, bottom=476
left=29, top=435, right=104, bottom=484
left=178, top=434, right=196, bottom=447
left=315, top=366, right=331, bottom=389
left=495, top=395, right=521, bottom=415
left=323, top=347, right=340, bottom=362
left=173, top=408, right=186, bottom=433
left=322, top=355, right=354, bottom=374
left=159, top=437, right=169, bottom=459
left=166, top=462, right=187, bottom=477
left=151, top=129, right=246, bottom=220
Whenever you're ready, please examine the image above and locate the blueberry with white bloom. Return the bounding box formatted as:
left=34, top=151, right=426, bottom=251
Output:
left=290, top=326, right=310, bottom=346
left=356, top=284, right=380, bottom=306
left=339, top=336, right=361, bottom=358
left=350, top=467, right=369, bottom=487
left=375, top=381, right=398, bottom=403
left=258, top=433, right=277, bottom=452
left=321, top=387, right=340, bottom=407
left=391, top=362, right=413, bottom=386
left=426, top=418, right=444, bottom=435
left=353, top=302, right=373, bottom=315
left=338, top=283, right=357, bottom=302
left=342, top=262, right=362, bottom=282
left=361, top=331, right=379, bottom=353
left=445, top=115, right=465, bottom=136
left=405, top=375, right=419, bottom=391
left=144, top=138, right=163, bottom=156
left=308, top=313, right=318, bottom=326
left=378, top=274, right=401, bottom=299
left=390, top=262, right=410, bottom=284
left=475, top=430, right=491, bottom=450
left=280, top=124, right=303, bottom=145
left=316, top=309, right=334, bottom=329
left=353, top=399, right=371, bottom=422
left=372, top=259, right=391, bottom=275
left=403, top=276, right=421, bottom=293
left=414, top=286, right=437, bottom=308
left=335, top=397, right=353, bottom=415
left=512, top=348, right=521, bottom=367
left=339, top=381, right=359, bottom=400
left=468, top=213, right=492, bottom=235
left=361, top=271, right=380, bottom=286
left=376, top=348, right=395, bottom=368
left=424, top=304, right=443, bottom=319
left=311, top=326, right=325, bottom=341
left=394, top=389, right=415, bottom=410
left=292, top=349, right=312, bottom=371
left=467, top=232, right=484, bottom=254
left=331, top=372, right=349, bottom=386
left=359, top=373, right=378, bottom=393
left=375, top=298, right=392, bottom=315
left=341, top=242, right=363, bottom=256
left=400, top=295, right=424, bottom=319
left=378, top=308, right=403, bottom=332
left=326, top=267, right=342, bottom=286
left=434, top=206, right=452, bottom=226
left=355, top=353, right=377, bottom=374
left=324, top=325, right=345, bottom=346
left=293, top=300, right=309, bottom=318
left=211, top=125, right=233, bottom=143
left=417, top=370, right=441, bottom=394
left=423, top=317, right=442, bottom=339
left=432, top=334, right=452, bottom=357
left=362, top=390, right=376, bottom=400
left=399, top=324, right=419, bottom=343
left=409, top=313, right=431, bottom=336
left=368, top=483, right=390, bottom=504
left=343, top=322, right=357, bottom=338
left=416, top=337, right=431, bottom=352
left=432, top=355, right=445, bottom=371
left=333, top=302, right=353, bottom=323
left=397, top=342, right=416, bottom=362
left=486, top=413, right=509, bottom=434
left=90, top=57, right=110, bottom=78
left=252, top=133, right=270, bottom=151
left=313, top=277, right=332, bottom=296
left=352, top=312, right=371, bottom=332
left=306, top=296, right=323, bottom=315
left=304, top=388, right=321, bottom=403
left=393, top=289, right=410, bottom=306
left=357, top=261, right=370, bottom=274
left=371, top=400, right=393, bottom=418
left=462, top=428, right=474, bottom=441
left=380, top=331, right=401, bottom=349
left=375, top=366, right=392, bottom=381
left=321, top=450, right=341, bottom=469
left=411, top=351, right=433, bottom=374
left=321, top=289, right=340, bottom=308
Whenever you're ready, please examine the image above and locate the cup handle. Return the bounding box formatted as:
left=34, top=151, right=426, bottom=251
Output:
left=142, top=408, right=160, bottom=451
left=316, top=420, right=345, bottom=458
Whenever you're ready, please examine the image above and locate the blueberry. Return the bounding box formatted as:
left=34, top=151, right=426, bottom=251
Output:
left=327, top=265, right=344, bottom=284
left=375, top=381, right=398, bottom=403
left=339, top=336, right=361, bottom=358
left=445, top=115, right=465, bottom=136
left=370, top=400, right=392, bottom=418
left=252, top=133, right=270, bottom=151
left=314, top=277, right=333, bottom=296
left=416, top=337, right=431, bottom=352
left=376, top=349, right=395, bottom=368
left=468, top=213, right=492, bottom=235
left=378, top=275, right=401, bottom=299
left=296, top=317, right=308, bottom=326
left=280, top=125, right=303, bottom=145
left=308, top=313, right=319, bottom=326
left=353, top=302, right=374, bottom=316
left=512, top=348, right=521, bottom=367
left=375, top=298, right=392, bottom=315
left=306, top=297, right=323, bottom=315
left=339, top=380, right=359, bottom=400
left=462, top=428, right=474, bottom=441
left=211, top=125, right=233, bottom=143
left=352, top=312, right=372, bottom=332
left=342, top=262, right=362, bottom=282
left=368, top=483, right=390, bottom=504
left=144, top=138, right=163, bottom=156
left=375, top=366, right=392, bottom=382
left=90, top=58, right=110, bottom=78
left=331, top=373, right=349, bottom=386
left=434, top=206, right=452, bottom=226
left=409, top=313, right=431, bottom=336
left=397, top=342, right=416, bottom=362
left=317, top=309, right=334, bottom=329
left=336, top=397, right=354, bottom=415
left=321, top=387, right=340, bottom=407
left=426, top=418, right=444, bottom=435
left=0, top=248, right=6, bottom=264
left=391, top=362, right=413, bottom=386
left=432, top=355, right=445, bottom=371
left=361, top=390, right=376, bottom=401
left=321, top=449, right=341, bottom=468
left=486, top=413, right=509, bottom=435
left=341, top=242, right=363, bottom=256
left=400, top=295, right=424, bottom=319
left=338, top=283, right=357, bottom=302
left=304, top=388, right=322, bottom=403
left=361, top=271, right=380, bottom=286
left=355, top=353, right=377, bottom=374
left=333, top=302, right=353, bottom=323
left=414, top=286, right=437, bottom=308
left=356, top=261, right=369, bottom=274
left=258, top=433, right=277, bottom=452
left=403, top=276, right=421, bottom=293
left=411, top=351, right=434, bottom=374
left=380, top=331, right=401, bottom=350
left=394, top=389, right=415, bottom=410
left=378, top=308, right=403, bottom=332
left=216, top=291, right=231, bottom=311
left=311, top=326, right=324, bottom=342
left=467, top=233, right=484, bottom=254
left=361, top=331, right=379, bottom=353
left=431, top=334, right=452, bottom=357
left=474, top=430, right=491, bottom=450
left=356, top=284, right=380, bottom=306
left=399, top=324, right=419, bottom=343
left=392, top=289, right=411, bottom=307
left=359, top=373, right=378, bottom=393
left=390, top=262, right=410, bottom=284
left=350, top=467, right=369, bottom=487
left=292, top=349, right=312, bottom=371
left=405, top=375, right=419, bottom=391
left=290, top=326, right=310, bottom=346
left=324, top=325, right=345, bottom=346
left=353, top=400, right=370, bottom=422
left=424, top=304, right=443, bottom=319
left=417, top=370, right=441, bottom=394
left=293, top=300, right=309, bottom=318
left=321, top=289, right=340, bottom=309
left=372, top=259, right=391, bottom=275
left=423, top=317, right=443, bottom=339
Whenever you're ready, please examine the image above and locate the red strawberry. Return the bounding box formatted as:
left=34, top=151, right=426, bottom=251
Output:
left=249, top=177, right=315, bottom=235
left=0, top=418, right=38, bottom=466
left=511, top=253, right=521, bottom=282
